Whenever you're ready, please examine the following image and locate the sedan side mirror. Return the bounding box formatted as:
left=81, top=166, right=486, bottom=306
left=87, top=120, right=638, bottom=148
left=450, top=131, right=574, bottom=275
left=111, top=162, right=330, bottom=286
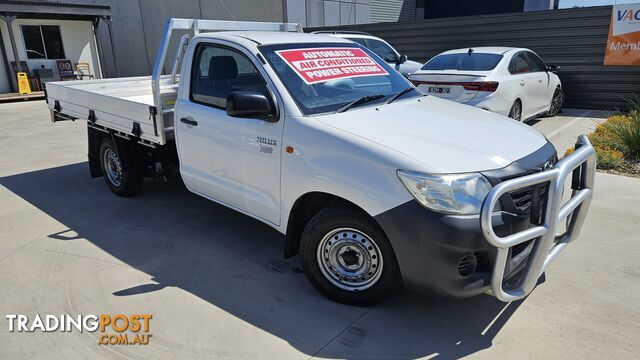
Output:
left=545, top=64, right=560, bottom=73
left=226, top=91, right=277, bottom=122
left=398, top=54, right=408, bottom=64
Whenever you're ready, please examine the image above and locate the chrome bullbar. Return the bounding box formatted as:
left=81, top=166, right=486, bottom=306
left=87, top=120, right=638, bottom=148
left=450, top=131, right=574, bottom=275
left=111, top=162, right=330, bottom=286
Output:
left=480, top=135, right=596, bottom=302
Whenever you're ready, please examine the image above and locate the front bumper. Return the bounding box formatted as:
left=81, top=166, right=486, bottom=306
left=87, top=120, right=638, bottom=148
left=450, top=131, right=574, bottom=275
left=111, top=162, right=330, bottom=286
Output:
left=375, top=136, right=596, bottom=301
left=374, top=201, right=534, bottom=298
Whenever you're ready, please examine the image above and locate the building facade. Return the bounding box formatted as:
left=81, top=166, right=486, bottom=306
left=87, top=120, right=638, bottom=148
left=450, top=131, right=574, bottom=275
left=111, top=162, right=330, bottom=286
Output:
left=0, top=1, right=109, bottom=93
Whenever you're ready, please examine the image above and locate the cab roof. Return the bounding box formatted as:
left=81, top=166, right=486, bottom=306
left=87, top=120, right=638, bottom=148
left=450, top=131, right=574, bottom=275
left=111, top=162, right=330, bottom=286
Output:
left=195, top=31, right=353, bottom=45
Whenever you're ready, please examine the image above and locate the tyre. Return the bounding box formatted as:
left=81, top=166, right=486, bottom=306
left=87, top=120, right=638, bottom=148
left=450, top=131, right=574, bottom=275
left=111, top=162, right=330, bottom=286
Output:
left=545, top=87, right=564, bottom=117
left=299, top=206, right=402, bottom=306
left=99, top=137, right=143, bottom=197
left=508, top=100, right=522, bottom=121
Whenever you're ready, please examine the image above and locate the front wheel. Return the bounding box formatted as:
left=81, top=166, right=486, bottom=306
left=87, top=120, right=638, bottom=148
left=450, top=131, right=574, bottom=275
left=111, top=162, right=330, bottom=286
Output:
left=299, top=207, right=402, bottom=306
left=545, top=87, right=564, bottom=117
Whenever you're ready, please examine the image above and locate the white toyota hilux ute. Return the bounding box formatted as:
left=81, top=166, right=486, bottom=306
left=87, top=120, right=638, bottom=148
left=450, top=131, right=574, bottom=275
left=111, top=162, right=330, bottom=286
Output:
left=46, top=19, right=596, bottom=306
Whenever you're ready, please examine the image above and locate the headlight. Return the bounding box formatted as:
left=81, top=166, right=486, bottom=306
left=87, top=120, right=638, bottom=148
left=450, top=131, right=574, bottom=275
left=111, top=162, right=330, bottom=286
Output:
left=397, top=170, right=493, bottom=215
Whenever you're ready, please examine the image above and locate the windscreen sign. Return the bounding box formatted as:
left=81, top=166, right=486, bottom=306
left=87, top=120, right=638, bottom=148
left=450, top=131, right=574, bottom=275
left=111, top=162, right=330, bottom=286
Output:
left=604, top=3, right=640, bottom=65
left=275, top=47, right=388, bottom=84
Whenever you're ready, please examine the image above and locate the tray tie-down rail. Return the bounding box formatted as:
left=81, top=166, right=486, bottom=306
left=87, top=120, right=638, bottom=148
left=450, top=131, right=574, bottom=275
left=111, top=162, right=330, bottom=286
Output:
left=480, top=135, right=596, bottom=302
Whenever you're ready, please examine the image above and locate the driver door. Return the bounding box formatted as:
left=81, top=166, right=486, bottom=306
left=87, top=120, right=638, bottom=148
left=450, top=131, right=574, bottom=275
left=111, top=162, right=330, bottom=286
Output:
left=175, top=42, right=283, bottom=225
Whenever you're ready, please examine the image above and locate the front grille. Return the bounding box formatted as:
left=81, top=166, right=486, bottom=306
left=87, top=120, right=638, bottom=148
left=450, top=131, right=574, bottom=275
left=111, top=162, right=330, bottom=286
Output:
left=512, top=240, right=533, bottom=256
left=509, top=182, right=549, bottom=212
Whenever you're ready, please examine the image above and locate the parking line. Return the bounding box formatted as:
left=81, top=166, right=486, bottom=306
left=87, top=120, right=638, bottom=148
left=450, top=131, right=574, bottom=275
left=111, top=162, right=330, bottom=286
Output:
left=544, top=109, right=594, bottom=139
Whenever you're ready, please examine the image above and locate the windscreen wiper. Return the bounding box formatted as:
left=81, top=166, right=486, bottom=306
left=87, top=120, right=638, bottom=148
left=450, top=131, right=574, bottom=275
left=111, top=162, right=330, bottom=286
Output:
left=384, top=87, right=416, bottom=105
left=335, top=94, right=385, bottom=113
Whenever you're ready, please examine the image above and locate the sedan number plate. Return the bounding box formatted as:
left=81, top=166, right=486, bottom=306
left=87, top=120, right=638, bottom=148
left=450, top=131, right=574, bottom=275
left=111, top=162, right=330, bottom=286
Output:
left=428, top=86, right=451, bottom=94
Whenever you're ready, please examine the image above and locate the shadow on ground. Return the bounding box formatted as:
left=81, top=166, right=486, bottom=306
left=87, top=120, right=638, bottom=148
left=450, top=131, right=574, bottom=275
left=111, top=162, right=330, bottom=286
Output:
left=0, top=162, right=526, bottom=358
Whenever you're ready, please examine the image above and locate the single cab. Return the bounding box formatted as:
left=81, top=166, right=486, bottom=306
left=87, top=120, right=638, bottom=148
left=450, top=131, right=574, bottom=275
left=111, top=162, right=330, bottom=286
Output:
left=46, top=19, right=596, bottom=306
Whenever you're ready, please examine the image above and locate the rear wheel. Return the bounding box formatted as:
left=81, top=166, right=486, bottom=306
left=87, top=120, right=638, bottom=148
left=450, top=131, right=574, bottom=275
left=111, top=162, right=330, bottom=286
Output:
left=545, top=87, right=564, bottom=117
left=508, top=100, right=522, bottom=121
left=99, top=138, right=143, bottom=197
left=299, top=207, right=401, bottom=306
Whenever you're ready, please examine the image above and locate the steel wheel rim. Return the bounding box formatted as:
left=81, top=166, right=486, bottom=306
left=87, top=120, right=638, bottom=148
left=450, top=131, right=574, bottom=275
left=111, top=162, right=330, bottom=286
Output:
left=103, top=148, right=122, bottom=187
left=316, top=227, right=383, bottom=291
left=510, top=102, right=521, bottom=121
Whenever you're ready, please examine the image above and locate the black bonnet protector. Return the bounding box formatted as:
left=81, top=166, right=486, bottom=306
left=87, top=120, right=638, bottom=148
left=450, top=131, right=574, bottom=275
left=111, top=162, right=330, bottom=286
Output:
left=481, top=141, right=558, bottom=222
left=481, top=141, right=558, bottom=186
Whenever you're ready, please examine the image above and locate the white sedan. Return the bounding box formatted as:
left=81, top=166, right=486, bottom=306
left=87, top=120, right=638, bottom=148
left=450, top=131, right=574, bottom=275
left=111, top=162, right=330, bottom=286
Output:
left=411, top=47, right=564, bottom=122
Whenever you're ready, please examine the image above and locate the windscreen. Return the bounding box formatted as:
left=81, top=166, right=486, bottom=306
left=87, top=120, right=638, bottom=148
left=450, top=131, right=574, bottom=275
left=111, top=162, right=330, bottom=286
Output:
left=259, top=43, right=419, bottom=115
left=422, top=53, right=503, bottom=71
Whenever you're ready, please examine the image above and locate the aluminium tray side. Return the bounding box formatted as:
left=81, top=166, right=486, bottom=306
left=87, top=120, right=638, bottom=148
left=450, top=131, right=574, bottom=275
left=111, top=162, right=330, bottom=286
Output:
left=46, top=76, right=177, bottom=145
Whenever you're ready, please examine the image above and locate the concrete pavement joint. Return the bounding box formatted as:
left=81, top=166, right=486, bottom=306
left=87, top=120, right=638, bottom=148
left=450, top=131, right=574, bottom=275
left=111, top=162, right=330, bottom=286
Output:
left=545, top=109, right=594, bottom=139
left=45, top=249, right=131, bottom=268
left=309, top=307, right=371, bottom=359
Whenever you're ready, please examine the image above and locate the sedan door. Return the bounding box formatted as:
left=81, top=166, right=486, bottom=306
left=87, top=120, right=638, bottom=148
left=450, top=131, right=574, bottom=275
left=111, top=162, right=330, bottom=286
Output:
left=523, top=51, right=553, bottom=114
left=175, top=42, right=284, bottom=225
left=507, top=52, right=539, bottom=120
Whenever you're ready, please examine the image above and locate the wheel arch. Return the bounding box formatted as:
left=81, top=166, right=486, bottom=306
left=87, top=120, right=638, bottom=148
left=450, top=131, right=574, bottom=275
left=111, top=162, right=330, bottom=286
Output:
left=284, top=191, right=377, bottom=259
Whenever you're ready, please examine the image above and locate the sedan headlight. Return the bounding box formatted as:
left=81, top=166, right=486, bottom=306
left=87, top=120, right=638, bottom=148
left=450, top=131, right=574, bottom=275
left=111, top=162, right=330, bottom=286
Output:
left=397, top=170, right=493, bottom=215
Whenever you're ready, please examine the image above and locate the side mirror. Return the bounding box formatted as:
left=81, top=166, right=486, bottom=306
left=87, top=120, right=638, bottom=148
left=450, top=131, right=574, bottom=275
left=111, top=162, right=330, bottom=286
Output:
left=398, top=54, right=408, bottom=64
left=225, top=91, right=276, bottom=122
left=546, top=64, right=560, bottom=73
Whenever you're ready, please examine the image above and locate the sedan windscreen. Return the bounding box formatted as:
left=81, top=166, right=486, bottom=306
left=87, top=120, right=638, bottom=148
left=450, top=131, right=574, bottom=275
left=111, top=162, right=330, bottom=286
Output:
left=422, top=53, right=503, bottom=71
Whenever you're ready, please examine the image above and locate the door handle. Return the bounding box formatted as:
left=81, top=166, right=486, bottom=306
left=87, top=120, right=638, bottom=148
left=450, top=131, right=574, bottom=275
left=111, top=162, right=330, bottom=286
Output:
left=180, top=117, right=198, bottom=126
left=520, top=80, right=525, bottom=86
left=538, top=78, right=543, bottom=83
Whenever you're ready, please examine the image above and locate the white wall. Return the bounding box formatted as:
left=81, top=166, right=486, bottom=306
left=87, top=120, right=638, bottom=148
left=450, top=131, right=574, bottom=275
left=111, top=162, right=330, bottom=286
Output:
left=0, top=18, right=101, bottom=92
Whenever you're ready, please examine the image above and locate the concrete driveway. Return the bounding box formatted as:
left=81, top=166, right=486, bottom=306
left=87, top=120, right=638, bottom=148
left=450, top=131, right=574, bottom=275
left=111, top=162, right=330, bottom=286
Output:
left=0, top=102, right=638, bottom=359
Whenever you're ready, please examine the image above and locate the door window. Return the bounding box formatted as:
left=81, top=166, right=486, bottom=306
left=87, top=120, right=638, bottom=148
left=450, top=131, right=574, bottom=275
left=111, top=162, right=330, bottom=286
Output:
left=190, top=44, right=268, bottom=109
left=346, top=37, right=367, bottom=47
left=365, top=39, right=397, bottom=62
left=508, top=53, right=530, bottom=74
left=523, top=52, right=546, bottom=72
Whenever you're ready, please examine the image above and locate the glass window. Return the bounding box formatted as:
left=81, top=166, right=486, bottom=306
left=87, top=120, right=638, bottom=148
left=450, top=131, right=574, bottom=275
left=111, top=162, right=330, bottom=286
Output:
left=523, top=51, right=546, bottom=72
left=422, top=53, right=503, bottom=71
left=21, top=25, right=65, bottom=60
left=346, top=37, right=367, bottom=47
left=508, top=53, right=530, bottom=74
left=22, top=26, right=46, bottom=59
left=259, top=43, right=419, bottom=116
left=365, top=39, right=398, bottom=62
left=191, top=44, right=268, bottom=109
left=41, top=26, right=65, bottom=59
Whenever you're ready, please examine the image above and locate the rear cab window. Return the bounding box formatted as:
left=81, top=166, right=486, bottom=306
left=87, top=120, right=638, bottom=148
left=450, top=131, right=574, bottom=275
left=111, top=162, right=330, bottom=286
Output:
left=422, top=53, right=503, bottom=71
